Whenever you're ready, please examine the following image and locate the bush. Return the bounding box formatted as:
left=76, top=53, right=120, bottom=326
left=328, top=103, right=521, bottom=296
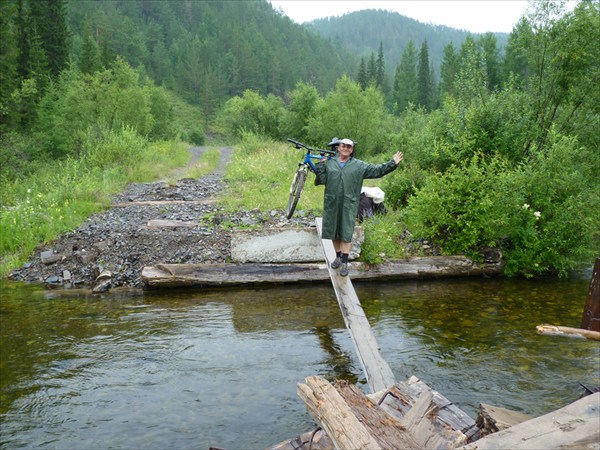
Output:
left=403, top=154, right=509, bottom=260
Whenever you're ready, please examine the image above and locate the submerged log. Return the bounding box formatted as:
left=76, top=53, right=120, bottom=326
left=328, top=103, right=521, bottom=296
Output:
left=536, top=324, right=600, bottom=341
left=458, top=392, right=600, bottom=449
left=141, top=256, right=503, bottom=288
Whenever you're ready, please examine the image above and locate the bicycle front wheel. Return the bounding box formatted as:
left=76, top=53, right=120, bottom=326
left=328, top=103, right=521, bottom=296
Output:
left=286, top=169, right=307, bottom=219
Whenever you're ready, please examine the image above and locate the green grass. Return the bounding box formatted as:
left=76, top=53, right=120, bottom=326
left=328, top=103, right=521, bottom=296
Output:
left=221, top=135, right=325, bottom=214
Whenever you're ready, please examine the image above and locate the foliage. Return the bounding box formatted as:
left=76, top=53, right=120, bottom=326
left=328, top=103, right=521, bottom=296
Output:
left=305, top=76, right=394, bottom=154
left=279, top=82, right=320, bottom=143
left=66, top=0, right=351, bottom=111
left=393, top=40, right=418, bottom=114
left=215, top=90, right=285, bottom=140
left=360, top=210, right=408, bottom=264
left=33, top=58, right=176, bottom=158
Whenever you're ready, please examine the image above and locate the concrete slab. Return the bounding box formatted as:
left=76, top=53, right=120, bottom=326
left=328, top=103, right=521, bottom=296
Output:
left=230, top=227, right=363, bottom=263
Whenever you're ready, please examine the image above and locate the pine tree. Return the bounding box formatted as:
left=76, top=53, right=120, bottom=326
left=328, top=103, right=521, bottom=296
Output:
left=30, top=0, right=70, bottom=78
left=416, top=40, right=432, bottom=111
left=80, top=23, right=101, bottom=74
left=16, top=0, right=29, bottom=81
left=0, top=0, right=18, bottom=129
left=440, top=42, right=459, bottom=99
left=375, top=41, right=385, bottom=88
left=366, top=52, right=377, bottom=86
left=357, top=57, right=367, bottom=89
left=478, top=32, right=501, bottom=91
left=392, top=40, right=417, bottom=114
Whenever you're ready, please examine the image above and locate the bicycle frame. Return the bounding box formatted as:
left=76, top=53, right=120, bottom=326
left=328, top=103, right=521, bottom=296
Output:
left=285, top=138, right=336, bottom=219
left=287, top=138, right=335, bottom=173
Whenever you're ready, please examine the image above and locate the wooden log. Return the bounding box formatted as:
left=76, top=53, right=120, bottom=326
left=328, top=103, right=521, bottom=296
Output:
left=476, top=403, right=532, bottom=437
left=141, top=256, right=503, bottom=288
left=315, top=218, right=396, bottom=394
left=371, top=376, right=480, bottom=445
left=458, top=392, right=600, bottom=449
left=297, top=376, right=383, bottom=450
left=334, top=380, right=421, bottom=449
left=536, top=324, right=600, bottom=341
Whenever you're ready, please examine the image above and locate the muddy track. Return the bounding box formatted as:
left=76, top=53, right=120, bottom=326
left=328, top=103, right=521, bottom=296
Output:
left=10, top=146, right=316, bottom=290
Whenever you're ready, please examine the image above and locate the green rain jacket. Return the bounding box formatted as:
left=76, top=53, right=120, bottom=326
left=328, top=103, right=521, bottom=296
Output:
left=314, top=156, right=398, bottom=242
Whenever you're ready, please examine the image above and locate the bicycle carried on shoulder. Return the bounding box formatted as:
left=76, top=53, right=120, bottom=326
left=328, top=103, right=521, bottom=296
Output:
left=286, top=138, right=336, bottom=219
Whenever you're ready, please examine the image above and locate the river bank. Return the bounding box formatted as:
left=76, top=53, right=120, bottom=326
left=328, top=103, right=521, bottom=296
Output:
left=7, top=146, right=490, bottom=291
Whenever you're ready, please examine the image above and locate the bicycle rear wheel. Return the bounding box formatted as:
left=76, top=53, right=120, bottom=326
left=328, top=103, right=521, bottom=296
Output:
left=286, top=169, right=307, bottom=219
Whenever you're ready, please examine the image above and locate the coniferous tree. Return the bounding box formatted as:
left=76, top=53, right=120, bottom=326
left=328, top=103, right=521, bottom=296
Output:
left=357, top=57, right=367, bottom=89
left=429, top=62, right=438, bottom=109
left=16, top=0, right=29, bottom=81
left=478, top=32, right=501, bottom=91
left=392, top=40, right=417, bottom=114
left=503, top=17, right=533, bottom=87
left=29, top=0, right=70, bottom=78
left=456, top=34, right=488, bottom=104
left=80, top=22, right=101, bottom=74
left=416, top=40, right=432, bottom=111
left=375, top=41, right=385, bottom=88
left=100, top=35, right=115, bottom=69
left=366, top=52, right=377, bottom=85
left=0, top=0, right=18, bottom=129
left=440, top=42, right=459, bottom=99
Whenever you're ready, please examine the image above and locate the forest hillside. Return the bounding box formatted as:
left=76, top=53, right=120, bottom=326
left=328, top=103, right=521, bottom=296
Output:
left=309, top=8, right=509, bottom=78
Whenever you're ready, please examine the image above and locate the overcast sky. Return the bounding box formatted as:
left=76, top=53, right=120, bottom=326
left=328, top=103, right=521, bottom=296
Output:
left=269, top=0, right=533, bottom=33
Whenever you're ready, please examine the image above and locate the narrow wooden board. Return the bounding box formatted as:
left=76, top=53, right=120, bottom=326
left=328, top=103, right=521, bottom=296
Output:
left=315, top=218, right=396, bottom=394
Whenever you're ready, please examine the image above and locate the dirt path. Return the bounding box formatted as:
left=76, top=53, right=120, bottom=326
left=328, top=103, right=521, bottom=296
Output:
left=10, top=147, right=239, bottom=289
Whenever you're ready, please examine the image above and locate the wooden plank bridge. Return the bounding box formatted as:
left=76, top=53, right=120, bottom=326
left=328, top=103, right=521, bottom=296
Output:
left=315, top=218, right=395, bottom=394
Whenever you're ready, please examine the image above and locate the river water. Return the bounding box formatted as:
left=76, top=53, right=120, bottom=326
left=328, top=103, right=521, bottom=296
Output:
left=1, top=277, right=598, bottom=449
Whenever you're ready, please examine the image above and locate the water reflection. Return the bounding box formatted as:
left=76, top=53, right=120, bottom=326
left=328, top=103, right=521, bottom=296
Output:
left=1, top=277, right=598, bottom=449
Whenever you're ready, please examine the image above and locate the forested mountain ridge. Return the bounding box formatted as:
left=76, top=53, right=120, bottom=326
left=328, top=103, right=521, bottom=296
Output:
left=66, top=0, right=354, bottom=114
left=309, top=9, right=509, bottom=78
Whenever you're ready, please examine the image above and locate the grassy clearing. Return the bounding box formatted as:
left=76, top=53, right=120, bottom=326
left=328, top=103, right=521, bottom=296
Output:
left=0, top=140, right=191, bottom=276
left=220, top=135, right=325, bottom=214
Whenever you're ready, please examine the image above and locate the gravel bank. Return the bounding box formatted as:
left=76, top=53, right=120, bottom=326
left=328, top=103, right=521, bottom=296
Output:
left=9, top=146, right=317, bottom=290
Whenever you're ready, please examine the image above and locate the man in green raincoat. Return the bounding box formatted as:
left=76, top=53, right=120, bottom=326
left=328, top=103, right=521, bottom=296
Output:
left=314, top=138, right=404, bottom=277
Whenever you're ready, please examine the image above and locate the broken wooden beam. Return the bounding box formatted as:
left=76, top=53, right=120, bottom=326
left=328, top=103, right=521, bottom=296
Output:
left=457, top=392, right=600, bottom=449
left=370, top=375, right=480, bottom=445
left=297, top=376, right=384, bottom=450
left=475, top=403, right=532, bottom=437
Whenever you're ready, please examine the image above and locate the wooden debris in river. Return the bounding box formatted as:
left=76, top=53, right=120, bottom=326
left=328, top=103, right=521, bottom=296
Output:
left=289, top=375, right=479, bottom=450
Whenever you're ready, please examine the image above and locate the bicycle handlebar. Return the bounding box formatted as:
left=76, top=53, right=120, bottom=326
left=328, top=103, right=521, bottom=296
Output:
left=287, top=138, right=336, bottom=156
